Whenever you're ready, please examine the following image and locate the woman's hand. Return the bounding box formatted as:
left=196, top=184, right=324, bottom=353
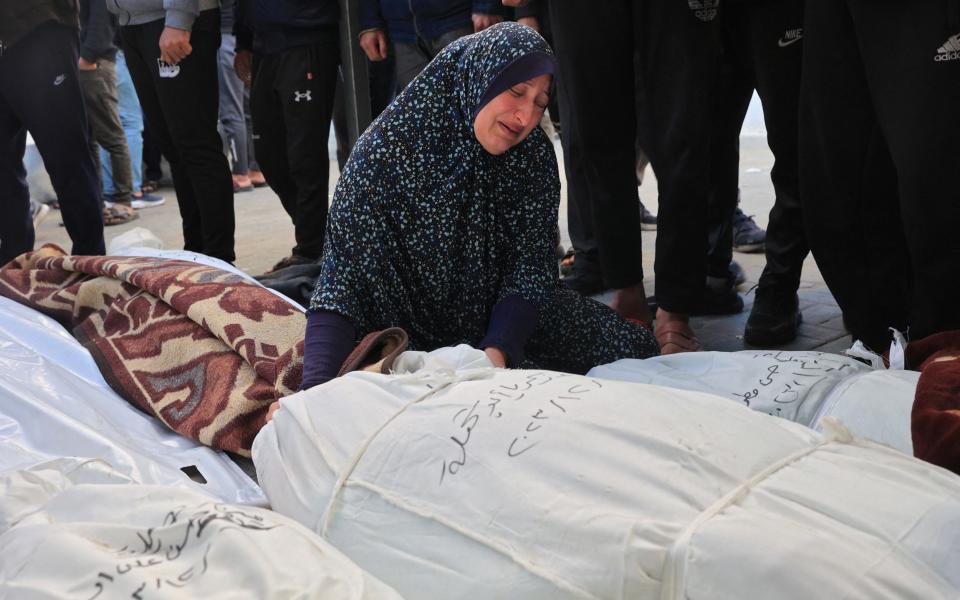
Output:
left=484, top=347, right=507, bottom=368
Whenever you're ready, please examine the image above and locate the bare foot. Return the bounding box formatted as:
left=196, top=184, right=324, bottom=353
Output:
left=654, top=308, right=701, bottom=355
left=610, top=282, right=652, bottom=325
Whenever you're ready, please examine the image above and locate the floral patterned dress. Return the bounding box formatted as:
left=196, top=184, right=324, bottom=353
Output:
left=309, top=22, right=658, bottom=374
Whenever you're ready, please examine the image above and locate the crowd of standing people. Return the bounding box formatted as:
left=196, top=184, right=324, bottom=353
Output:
left=1, top=0, right=958, bottom=369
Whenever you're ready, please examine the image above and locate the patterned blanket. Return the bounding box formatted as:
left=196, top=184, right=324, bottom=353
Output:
left=0, top=245, right=305, bottom=456
left=907, top=331, right=960, bottom=475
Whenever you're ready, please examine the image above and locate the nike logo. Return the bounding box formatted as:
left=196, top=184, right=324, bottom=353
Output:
left=53, top=74, right=66, bottom=86
left=778, top=28, right=803, bottom=47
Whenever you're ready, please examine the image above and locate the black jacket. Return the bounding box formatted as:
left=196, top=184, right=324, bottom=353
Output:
left=359, top=0, right=505, bottom=44
left=235, top=0, right=339, bottom=55
left=0, top=0, right=79, bottom=56
left=79, top=0, right=118, bottom=63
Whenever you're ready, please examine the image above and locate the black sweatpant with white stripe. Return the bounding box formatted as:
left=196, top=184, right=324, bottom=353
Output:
left=800, top=0, right=960, bottom=349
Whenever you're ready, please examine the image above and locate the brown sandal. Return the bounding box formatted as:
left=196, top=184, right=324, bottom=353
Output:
left=102, top=203, right=138, bottom=226
left=654, top=320, right=702, bottom=355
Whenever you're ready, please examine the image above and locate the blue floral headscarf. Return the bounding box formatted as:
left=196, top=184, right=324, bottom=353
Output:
left=309, top=23, right=561, bottom=349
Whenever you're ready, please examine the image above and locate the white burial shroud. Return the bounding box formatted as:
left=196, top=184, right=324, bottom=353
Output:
left=588, top=350, right=920, bottom=454
left=0, top=455, right=402, bottom=599
left=254, top=346, right=960, bottom=600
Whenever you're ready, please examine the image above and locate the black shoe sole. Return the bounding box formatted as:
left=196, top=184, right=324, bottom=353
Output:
left=744, top=311, right=803, bottom=347
left=689, top=292, right=744, bottom=316
left=562, top=274, right=607, bottom=296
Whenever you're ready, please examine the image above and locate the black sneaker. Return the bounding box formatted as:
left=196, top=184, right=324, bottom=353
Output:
left=266, top=254, right=316, bottom=274
left=690, top=282, right=744, bottom=316
left=562, top=263, right=606, bottom=296
left=728, top=260, right=746, bottom=287
left=744, top=287, right=802, bottom=347
left=732, top=207, right=766, bottom=253
left=639, top=199, right=657, bottom=231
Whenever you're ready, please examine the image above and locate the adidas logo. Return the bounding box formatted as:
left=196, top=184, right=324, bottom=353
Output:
left=935, top=33, right=960, bottom=62
left=688, top=0, right=719, bottom=22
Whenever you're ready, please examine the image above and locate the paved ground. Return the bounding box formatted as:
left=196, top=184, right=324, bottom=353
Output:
left=33, top=132, right=852, bottom=354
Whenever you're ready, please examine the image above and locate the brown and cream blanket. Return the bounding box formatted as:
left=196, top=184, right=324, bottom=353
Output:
left=0, top=245, right=305, bottom=456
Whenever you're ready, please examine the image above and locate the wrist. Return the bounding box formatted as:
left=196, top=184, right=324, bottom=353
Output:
left=483, top=346, right=507, bottom=368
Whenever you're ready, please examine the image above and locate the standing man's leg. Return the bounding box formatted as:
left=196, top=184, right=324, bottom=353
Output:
left=142, top=119, right=164, bottom=187
left=800, top=0, right=907, bottom=350
left=121, top=11, right=235, bottom=263
left=0, top=102, right=32, bottom=265
left=744, top=0, right=808, bottom=346
left=392, top=39, right=431, bottom=93
left=218, top=32, right=252, bottom=189
left=101, top=50, right=145, bottom=197
left=847, top=0, right=960, bottom=341
left=703, top=51, right=752, bottom=313
left=123, top=22, right=202, bottom=252
left=250, top=51, right=298, bottom=266
left=79, top=58, right=134, bottom=206
left=276, top=39, right=339, bottom=262
left=0, top=22, right=104, bottom=261
left=548, top=0, right=649, bottom=320
left=636, top=0, right=723, bottom=350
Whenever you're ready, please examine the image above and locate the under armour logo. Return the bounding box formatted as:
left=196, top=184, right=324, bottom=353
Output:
left=688, top=0, right=719, bottom=22
left=294, top=90, right=312, bottom=102
left=157, top=59, right=180, bottom=79
left=53, top=74, right=66, bottom=86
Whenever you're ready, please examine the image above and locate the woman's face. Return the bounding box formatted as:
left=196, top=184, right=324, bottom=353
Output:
left=473, top=74, right=552, bottom=155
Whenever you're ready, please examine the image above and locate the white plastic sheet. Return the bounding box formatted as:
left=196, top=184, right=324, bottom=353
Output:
left=254, top=346, right=960, bottom=599
left=0, top=456, right=402, bottom=599
left=0, top=296, right=264, bottom=505
left=588, top=351, right=918, bottom=453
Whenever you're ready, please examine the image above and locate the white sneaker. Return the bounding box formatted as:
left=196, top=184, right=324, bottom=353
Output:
left=131, top=193, right=166, bottom=209
left=31, top=200, right=51, bottom=228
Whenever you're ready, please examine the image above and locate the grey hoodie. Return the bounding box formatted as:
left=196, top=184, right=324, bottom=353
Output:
left=106, top=0, right=220, bottom=31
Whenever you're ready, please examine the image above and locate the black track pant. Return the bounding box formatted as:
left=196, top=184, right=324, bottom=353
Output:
left=708, top=0, right=807, bottom=293
left=251, top=35, right=339, bottom=261
left=121, top=9, right=236, bottom=263
left=0, top=22, right=105, bottom=264
left=801, top=0, right=960, bottom=349
left=549, top=1, right=722, bottom=311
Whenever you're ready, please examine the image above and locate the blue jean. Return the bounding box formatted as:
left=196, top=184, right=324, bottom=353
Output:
left=100, top=50, right=143, bottom=194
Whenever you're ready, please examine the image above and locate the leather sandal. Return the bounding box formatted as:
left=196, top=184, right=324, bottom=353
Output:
left=654, top=320, right=702, bottom=355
